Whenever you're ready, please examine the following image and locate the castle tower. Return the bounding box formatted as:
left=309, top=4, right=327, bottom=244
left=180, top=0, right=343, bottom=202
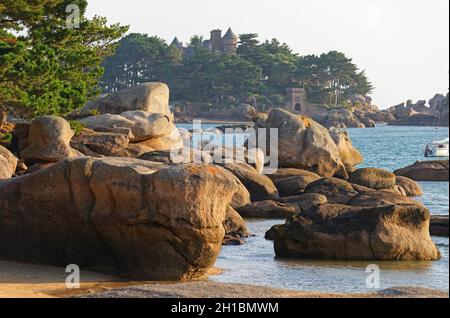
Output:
left=209, top=29, right=224, bottom=53
left=222, top=27, right=239, bottom=54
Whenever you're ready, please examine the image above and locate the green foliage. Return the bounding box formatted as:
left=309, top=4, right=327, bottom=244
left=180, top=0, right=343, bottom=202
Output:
left=0, top=132, right=13, bottom=143
left=68, top=120, right=85, bottom=136
left=101, top=32, right=374, bottom=109
left=0, top=0, right=128, bottom=118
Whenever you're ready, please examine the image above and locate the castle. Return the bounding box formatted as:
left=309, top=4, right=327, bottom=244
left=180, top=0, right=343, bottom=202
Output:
left=171, top=28, right=239, bottom=56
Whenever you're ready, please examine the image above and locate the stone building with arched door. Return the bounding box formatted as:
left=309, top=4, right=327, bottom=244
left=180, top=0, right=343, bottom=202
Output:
left=286, top=88, right=308, bottom=114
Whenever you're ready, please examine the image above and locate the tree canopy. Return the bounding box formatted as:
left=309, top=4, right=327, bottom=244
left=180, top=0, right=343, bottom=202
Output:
left=101, top=32, right=373, bottom=109
left=0, top=0, right=127, bottom=117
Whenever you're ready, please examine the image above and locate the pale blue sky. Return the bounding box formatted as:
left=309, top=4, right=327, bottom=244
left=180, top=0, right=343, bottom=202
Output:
left=87, top=0, right=449, bottom=109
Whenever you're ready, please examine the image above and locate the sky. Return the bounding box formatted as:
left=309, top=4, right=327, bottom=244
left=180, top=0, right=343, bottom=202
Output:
left=86, top=0, right=449, bottom=109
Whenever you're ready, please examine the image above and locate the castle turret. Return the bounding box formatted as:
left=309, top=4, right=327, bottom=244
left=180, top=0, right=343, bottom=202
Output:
left=170, top=37, right=184, bottom=50
left=222, top=27, right=239, bottom=54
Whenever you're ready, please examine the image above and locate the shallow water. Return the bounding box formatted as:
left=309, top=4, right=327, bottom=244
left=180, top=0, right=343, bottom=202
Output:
left=178, top=123, right=449, bottom=293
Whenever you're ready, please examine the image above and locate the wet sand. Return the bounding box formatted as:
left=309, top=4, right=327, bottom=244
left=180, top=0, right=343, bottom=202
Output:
left=0, top=260, right=447, bottom=298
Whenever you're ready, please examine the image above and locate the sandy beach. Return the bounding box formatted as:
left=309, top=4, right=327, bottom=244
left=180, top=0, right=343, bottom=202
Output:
left=0, top=260, right=447, bottom=298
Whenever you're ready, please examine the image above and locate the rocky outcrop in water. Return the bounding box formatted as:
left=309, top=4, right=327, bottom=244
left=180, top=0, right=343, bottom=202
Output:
left=394, top=160, right=449, bottom=182
left=382, top=94, right=449, bottom=127
left=0, top=158, right=238, bottom=280
left=430, top=216, right=449, bottom=237
left=249, top=108, right=350, bottom=178
left=268, top=190, right=441, bottom=261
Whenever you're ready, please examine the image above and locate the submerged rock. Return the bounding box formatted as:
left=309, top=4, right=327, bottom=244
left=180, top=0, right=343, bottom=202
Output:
left=0, top=158, right=238, bottom=281
left=394, top=160, right=449, bottom=182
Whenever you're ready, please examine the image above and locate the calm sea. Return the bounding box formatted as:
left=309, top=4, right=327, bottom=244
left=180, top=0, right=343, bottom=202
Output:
left=178, top=123, right=449, bottom=293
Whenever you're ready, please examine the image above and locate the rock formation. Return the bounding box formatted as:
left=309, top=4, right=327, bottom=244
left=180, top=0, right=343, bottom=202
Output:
left=20, top=116, right=82, bottom=165
left=348, top=168, right=396, bottom=190
left=237, top=200, right=300, bottom=219
left=0, top=145, right=17, bottom=179
left=271, top=202, right=441, bottom=261
left=0, top=158, right=238, bottom=281
left=268, top=188, right=441, bottom=261
left=249, top=108, right=350, bottom=178
left=75, top=83, right=172, bottom=119
left=223, top=163, right=279, bottom=202
left=394, top=160, right=449, bottom=182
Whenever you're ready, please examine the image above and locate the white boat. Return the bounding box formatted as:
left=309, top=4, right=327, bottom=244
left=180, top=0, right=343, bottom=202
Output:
left=425, top=138, right=449, bottom=157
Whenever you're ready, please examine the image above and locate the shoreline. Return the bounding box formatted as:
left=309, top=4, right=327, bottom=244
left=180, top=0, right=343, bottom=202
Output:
left=0, top=260, right=447, bottom=298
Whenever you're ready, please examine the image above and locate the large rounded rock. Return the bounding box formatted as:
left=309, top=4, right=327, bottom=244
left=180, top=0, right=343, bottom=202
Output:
left=267, top=168, right=320, bottom=184
left=275, top=175, right=320, bottom=197
left=304, top=177, right=358, bottom=204
left=272, top=202, right=441, bottom=261
left=267, top=168, right=321, bottom=194
left=394, top=160, right=449, bottom=182
left=430, top=216, right=449, bottom=237
left=395, top=176, right=423, bottom=197
left=0, top=145, right=17, bottom=179
left=134, top=133, right=183, bottom=153
left=80, top=111, right=175, bottom=142
left=249, top=108, right=348, bottom=178
left=328, top=128, right=364, bottom=172
left=349, top=168, right=396, bottom=190
left=348, top=190, right=424, bottom=207
left=229, top=179, right=252, bottom=210
left=0, top=158, right=238, bottom=281
left=223, top=163, right=279, bottom=202
left=20, top=116, right=81, bottom=165
left=78, top=83, right=172, bottom=119
left=71, top=129, right=130, bottom=157
left=223, top=206, right=249, bottom=245
left=237, top=200, right=300, bottom=219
